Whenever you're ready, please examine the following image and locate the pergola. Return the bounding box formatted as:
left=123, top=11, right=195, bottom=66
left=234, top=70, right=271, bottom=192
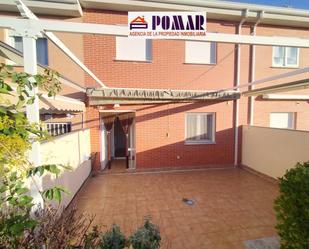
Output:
left=2, top=0, right=309, bottom=204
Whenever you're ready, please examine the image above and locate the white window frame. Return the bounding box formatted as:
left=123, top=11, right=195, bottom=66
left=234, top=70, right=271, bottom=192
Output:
left=185, top=112, right=216, bottom=145
left=269, top=112, right=295, bottom=129
left=115, top=36, right=152, bottom=62
left=185, top=40, right=217, bottom=65
left=272, top=46, right=299, bottom=68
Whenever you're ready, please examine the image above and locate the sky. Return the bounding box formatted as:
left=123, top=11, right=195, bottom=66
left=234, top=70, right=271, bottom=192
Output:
left=226, top=0, right=309, bottom=10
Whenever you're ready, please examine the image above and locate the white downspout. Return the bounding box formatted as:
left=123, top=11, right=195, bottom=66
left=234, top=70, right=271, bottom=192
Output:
left=249, top=11, right=264, bottom=126
left=234, top=10, right=248, bottom=167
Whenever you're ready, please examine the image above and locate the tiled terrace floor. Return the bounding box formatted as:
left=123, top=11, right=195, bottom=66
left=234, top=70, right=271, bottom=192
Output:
left=75, top=168, right=279, bottom=249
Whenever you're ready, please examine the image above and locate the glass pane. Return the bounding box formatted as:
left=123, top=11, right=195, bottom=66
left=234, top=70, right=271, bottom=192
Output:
left=186, top=114, right=197, bottom=140
left=207, top=114, right=213, bottom=140
left=210, top=42, right=217, bottom=64
left=145, top=39, right=152, bottom=61
left=199, top=114, right=208, bottom=140
left=36, top=38, right=48, bottom=65
left=273, top=46, right=284, bottom=66
left=286, top=47, right=298, bottom=66
left=14, top=37, right=23, bottom=53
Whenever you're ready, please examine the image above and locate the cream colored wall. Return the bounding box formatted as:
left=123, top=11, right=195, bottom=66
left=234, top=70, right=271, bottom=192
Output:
left=40, top=129, right=91, bottom=208
left=50, top=17, right=85, bottom=87
left=242, top=125, right=309, bottom=179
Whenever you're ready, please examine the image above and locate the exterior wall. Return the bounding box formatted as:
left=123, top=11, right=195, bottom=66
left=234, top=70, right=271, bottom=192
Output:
left=87, top=101, right=235, bottom=171
left=83, top=9, right=309, bottom=171
left=242, top=125, right=309, bottom=178
left=83, top=10, right=239, bottom=90
left=50, top=17, right=85, bottom=88
left=41, top=129, right=91, bottom=208
left=2, top=8, right=309, bottom=171
left=83, top=10, right=241, bottom=170
left=251, top=24, right=309, bottom=130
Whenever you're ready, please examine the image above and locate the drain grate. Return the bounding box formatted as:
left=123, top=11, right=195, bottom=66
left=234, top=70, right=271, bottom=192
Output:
left=182, top=198, right=195, bottom=206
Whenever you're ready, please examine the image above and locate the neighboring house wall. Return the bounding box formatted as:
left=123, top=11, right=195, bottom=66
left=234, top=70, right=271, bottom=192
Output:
left=0, top=14, right=85, bottom=97
left=242, top=125, right=309, bottom=178
left=0, top=14, right=86, bottom=132
left=41, top=129, right=91, bottom=208
left=248, top=24, right=309, bottom=129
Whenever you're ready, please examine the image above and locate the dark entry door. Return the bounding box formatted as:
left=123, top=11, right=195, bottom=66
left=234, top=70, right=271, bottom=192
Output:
left=114, top=117, right=126, bottom=157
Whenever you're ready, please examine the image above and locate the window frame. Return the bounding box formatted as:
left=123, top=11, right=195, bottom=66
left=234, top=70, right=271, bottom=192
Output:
left=8, top=31, right=49, bottom=66
left=184, top=40, right=217, bottom=65
left=184, top=112, right=216, bottom=145
left=115, top=36, right=152, bottom=62
left=272, top=46, right=299, bottom=68
left=269, top=112, right=296, bottom=130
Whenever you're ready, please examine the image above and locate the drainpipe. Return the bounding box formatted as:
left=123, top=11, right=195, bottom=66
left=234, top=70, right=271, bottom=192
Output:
left=234, top=9, right=248, bottom=167
left=249, top=11, right=264, bottom=126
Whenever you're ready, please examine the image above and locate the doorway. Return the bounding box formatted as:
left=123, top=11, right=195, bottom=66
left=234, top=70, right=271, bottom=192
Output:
left=113, top=117, right=126, bottom=158
left=100, top=111, right=136, bottom=171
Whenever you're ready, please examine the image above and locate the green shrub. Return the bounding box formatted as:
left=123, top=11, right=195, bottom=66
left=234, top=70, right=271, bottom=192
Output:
left=129, top=218, right=161, bottom=249
left=100, top=225, right=126, bottom=249
left=274, top=162, right=309, bottom=249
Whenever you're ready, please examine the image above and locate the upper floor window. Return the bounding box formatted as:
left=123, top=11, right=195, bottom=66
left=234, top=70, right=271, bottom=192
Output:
left=269, top=112, right=295, bottom=129
left=13, top=36, right=49, bottom=66
left=272, top=46, right=299, bottom=68
left=116, top=37, right=152, bottom=62
left=185, top=113, right=215, bottom=144
left=185, top=41, right=216, bottom=65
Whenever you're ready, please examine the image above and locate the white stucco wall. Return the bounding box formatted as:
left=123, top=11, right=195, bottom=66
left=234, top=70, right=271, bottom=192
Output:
left=242, top=125, right=309, bottom=179
left=40, top=129, right=91, bottom=208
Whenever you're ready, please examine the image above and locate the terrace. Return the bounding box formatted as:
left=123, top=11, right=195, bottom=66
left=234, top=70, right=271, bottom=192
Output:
left=74, top=167, right=278, bottom=249
left=46, top=125, right=306, bottom=248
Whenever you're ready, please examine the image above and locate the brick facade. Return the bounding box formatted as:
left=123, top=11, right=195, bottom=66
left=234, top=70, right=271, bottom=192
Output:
left=83, top=9, right=309, bottom=171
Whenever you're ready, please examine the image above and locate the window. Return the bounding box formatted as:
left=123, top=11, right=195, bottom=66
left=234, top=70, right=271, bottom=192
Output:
left=46, top=122, right=71, bottom=136
left=185, top=41, right=216, bottom=64
left=13, top=36, right=49, bottom=65
left=185, top=113, right=215, bottom=144
left=269, top=112, right=295, bottom=129
left=116, top=37, right=152, bottom=61
left=272, top=46, right=299, bottom=67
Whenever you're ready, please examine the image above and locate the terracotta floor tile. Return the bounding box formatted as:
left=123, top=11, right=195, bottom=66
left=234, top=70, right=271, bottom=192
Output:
left=74, top=167, right=279, bottom=248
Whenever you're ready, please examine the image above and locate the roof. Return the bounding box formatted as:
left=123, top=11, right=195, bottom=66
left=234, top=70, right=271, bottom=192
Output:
left=1, top=0, right=309, bottom=28
left=80, top=0, right=309, bottom=28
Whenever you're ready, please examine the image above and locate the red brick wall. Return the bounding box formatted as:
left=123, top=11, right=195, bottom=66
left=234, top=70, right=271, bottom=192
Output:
left=83, top=9, right=309, bottom=171
left=87, top=101, right=235, bottom=171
